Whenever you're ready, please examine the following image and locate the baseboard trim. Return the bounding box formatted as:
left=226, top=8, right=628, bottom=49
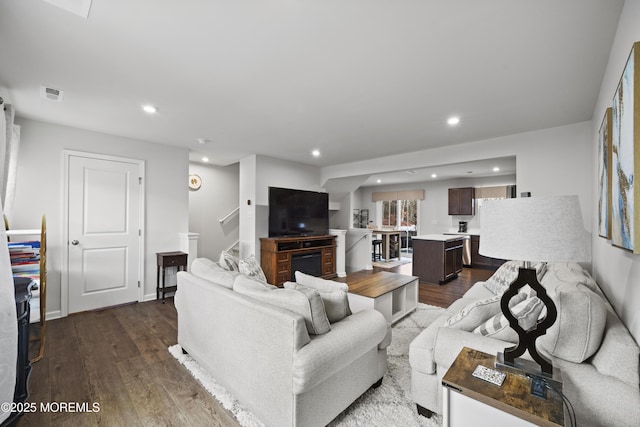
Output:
left=143, top=293, right=158, bottom=302
left=34, top=309, right=62, bottom=322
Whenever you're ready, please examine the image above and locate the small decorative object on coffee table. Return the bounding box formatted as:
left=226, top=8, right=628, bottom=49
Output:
left=442, top=347, right=564, bottom=427
left=156, top=251, right=188, bottom=303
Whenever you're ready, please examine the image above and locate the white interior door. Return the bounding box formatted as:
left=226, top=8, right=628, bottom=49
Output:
left=67, top=153, right=143, bottom=313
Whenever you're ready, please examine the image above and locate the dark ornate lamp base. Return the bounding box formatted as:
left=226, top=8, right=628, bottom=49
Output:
left=499, top=266, right=557, bottom=375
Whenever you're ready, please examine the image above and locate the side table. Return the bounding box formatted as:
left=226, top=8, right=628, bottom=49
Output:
left=441, top=347, right=564, bottom=427
left=156, top=251, right=188, bottom=303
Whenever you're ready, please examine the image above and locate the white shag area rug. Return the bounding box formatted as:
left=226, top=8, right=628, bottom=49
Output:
left=372, top=257, right=412, bottom=270
left=168, top=303, right=445, bottom=427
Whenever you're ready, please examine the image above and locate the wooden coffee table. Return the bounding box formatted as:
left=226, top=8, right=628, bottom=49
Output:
left=342, top=270, right=419, bottom=324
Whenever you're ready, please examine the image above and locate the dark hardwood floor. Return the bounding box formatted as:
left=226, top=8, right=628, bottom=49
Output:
left=395, top=263, right=495, bottom=308
left=16, top=265, right=494, bottom=427
left=18, top=301, right=238, bottom=427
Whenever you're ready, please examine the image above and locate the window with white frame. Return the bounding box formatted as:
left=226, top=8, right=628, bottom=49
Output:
left=381, top=199, right=417, bottom=230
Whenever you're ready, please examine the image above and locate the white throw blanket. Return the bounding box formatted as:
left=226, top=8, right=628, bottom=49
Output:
left=0, top=204, right=18, bottom=424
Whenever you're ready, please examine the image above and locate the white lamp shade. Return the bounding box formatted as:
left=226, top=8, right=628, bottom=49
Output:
left=479, top=195, right=591, bottom=262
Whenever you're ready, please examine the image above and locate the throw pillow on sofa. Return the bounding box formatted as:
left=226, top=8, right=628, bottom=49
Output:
left=284, top=281, right=351, bottom=323
left=483, top=261, right=548, bottom=296
left=292, top=271, right=352, bottom=322
left=238, top=255, right=268, bottom=283
left=294, top=271, right=349, bottom=292
left=234, top=275, right=331, bottom=335
left=232, top=274, right=276, bottom=291
left=538, top=284, right=606, bottom=363
left=219, top=250, right=240, bottom=272
left=445, top=292, right=529, bottom=331
left=473, top=295, right=545, bottom=342
left=190, top=258, right=238, bottom=289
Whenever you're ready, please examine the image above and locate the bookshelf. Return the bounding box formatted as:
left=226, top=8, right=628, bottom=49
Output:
left=5, top=215, right=47, bottom=363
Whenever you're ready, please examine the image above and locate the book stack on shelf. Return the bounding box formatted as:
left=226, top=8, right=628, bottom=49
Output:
left=5, top=215, right=47, bottom=363
left=9, top=240, right=41, bottom=322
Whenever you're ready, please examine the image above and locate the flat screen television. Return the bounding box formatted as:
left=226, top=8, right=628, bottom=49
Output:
left=268, top=187, right=329, bottom=237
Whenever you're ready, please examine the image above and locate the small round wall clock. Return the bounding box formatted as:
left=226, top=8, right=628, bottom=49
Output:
left=189, top=174, right=202, bottom=190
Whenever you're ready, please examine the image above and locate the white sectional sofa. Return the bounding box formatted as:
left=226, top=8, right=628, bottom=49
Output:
left=409, top=262, right=640, bottom=427
left=175, top=258, right=390, bottom=427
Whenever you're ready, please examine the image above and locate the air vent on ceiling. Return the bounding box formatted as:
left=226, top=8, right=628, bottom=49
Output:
left=40, top=86, right=64, bottom=102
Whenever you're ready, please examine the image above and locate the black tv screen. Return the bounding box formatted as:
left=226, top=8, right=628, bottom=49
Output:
left=268, top=187, right=329, bottom=237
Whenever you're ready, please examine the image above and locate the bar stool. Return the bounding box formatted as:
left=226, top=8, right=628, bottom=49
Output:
left=372, top=239, right=383, bottom=261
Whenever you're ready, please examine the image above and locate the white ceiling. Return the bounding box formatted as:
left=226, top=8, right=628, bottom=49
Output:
left=0, top=0, right=624, bottom=175
left=360, top=156, right=516, bottom=187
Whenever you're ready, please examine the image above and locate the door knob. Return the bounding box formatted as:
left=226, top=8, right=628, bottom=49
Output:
left=71, top=240, right=79, bottom=245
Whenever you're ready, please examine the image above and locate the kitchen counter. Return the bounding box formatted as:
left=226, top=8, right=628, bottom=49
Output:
left=445, top=228, right=481, bottom=236
left=370, top=229, right=402, bottom=261
left=413, top=234, right=465, bottom=242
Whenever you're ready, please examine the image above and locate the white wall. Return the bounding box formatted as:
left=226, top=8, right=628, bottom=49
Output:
left=11, top=118, right=189, bottom=316
left=323, top=122, right=593, bottom=228
left=329, top=192, right=352, bottom=230
left=329, top=188, right=363, bottom=230
left=188, top=162, right=239, bottom=260
left=239, top=155, right=257, bottom=259
left=255, top=156, right=322, bottom=205
left=239, top=155, right=322, bottom=257
left=590, top=0, right=640, bottom=343
left=358, top=174, right=516, bottom=235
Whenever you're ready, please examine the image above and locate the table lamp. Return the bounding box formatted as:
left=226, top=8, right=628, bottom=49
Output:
left=479, top=195, right=591, bottom=377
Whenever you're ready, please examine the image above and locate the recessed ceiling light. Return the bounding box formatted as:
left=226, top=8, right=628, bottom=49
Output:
left=142, top=105, right=158, bottom=114
left=376, top=179, right=382, bottom=184
left=311, top=149, right=320, bottom=157
left=447, top=116, right=460, bottom=125
left=202, top=157, right=209, bottom=162
left=493, top=167, right=500, bottom=172
left=431, top=173, right=437, bottom=178
left=197, top=138, right=211, bottom=145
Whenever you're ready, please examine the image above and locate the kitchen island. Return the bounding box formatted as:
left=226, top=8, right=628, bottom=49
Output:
left=411, top=234, right=464, bottom=284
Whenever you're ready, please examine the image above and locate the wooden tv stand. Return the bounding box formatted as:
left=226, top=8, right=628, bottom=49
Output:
left=260, top=235, right=337, bottom=286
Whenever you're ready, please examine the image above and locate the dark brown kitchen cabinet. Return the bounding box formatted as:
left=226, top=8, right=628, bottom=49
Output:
left=470, top=235, right=506, bottom=269
left=445, top=243, right=463, bottom=279
left=412, top=237, right=463, bottom=284
left=448, top=187, right=475, bottom=215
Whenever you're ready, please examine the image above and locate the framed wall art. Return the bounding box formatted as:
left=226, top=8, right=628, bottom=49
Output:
left=353, top=209, right=360, bottom=228
left=611, top=41, right=640, bottom=253
left=359, top=209, right=369, bottom=228
left=598, top=108, right=612, bottom=238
